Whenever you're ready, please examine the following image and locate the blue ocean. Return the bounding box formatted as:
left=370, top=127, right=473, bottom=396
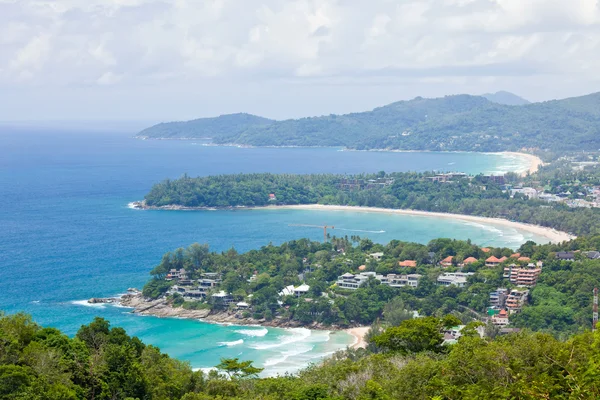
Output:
left=0, top=129, right=542, bottom=375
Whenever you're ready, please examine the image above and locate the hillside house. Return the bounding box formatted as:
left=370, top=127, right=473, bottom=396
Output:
left=440, top=256, right=454, bottom=267
left=437, top=272, right=474, bottom=288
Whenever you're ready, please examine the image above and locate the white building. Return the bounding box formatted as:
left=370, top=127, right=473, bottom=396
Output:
left=278, top=284, right=311, bottom=297
left=437, top=272, right=475, bottom=288
left=386, top=274, right=422, bottom=288
left=336, top=272, right=381, bottom=290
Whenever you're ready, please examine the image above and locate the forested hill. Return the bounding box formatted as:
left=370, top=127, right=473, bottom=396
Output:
left=136, top=92, right=600, bottom=152
left=141, top=172, right=600, bottom=236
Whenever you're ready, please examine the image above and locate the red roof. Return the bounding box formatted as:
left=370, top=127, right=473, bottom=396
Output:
left=358, top=265, right=366, bottom=271
left=499, top=256, right=508, bottom=262
left=399, top=260, right=417, bottom=267
left=486, top=256, right=501, bottom=263
left=441, top=256, right=454, bottom=263
left=499, top=309, right=507, bottom=316
left=481, top=248, right=491, bottom=253
left=518, top=256, right=531, bottom=262
left=511, top=253, right=521, bottom=258
left=463, top=257, right=478, bottom=264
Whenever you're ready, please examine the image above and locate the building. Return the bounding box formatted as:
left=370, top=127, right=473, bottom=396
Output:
left=485, top=256, right=501, bottom=267
left=505, top=289, right=529, bottom=313
left=369, top=252, right=384, bottom=261
left=211, top=291, right=234, bottom=307
left=556, top=251, right=576, bottom=261
left=336, top=271, right=421, bottom=290
left=585, top=251, right=600, bottom=260
left=426, top=172, right=468, bottom=183
left=279, top=284, right=311, bottom=297
left=398, top=260, right=417, bottom=268
left=437, top=272, right=475, bottom=288
left=510, top=187, right=538, bottom=199
left=491, top=309, right=510, bottom=326
left=336, top=272, right=380, bottom=290
left=462, top=257, right=478, bottom=266
left=165, top=268, right=188, bottom=281
left=489, top=288, right=509, bottom=308
left=268, top=193, right=276, bottom=201
left=503, top=264, right=542, bottom=287
left=439, top=256, right=454, bottom=267
left=385, top=274, right=421, bottom=288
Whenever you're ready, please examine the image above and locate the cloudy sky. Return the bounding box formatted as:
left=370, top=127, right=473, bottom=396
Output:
left=1, top=0, right=600, bottom=122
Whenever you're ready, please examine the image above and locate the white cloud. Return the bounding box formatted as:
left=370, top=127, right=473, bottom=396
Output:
left=0, top=0, right=600, bottom=119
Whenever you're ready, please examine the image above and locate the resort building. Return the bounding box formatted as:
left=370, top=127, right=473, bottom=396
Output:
left=489, top=288, right=509, bottom=308
left=398, top=260, right=417, bottom=268
left=485, top=256, right=501, bottom=267
left=336, top=272, right=422, bottom=290
left=503, top=264, right=542, bottom=287
left=385, top=274, right=421, bottom=288
left=336, top=272, right=379, bottom=290
left=166, top=268, right=188, bottom=281
left=505, top=289, right=529, bottom=313
left=279, top=284, right=311, bottom=297
left=440, top=256, right=454, bottom=267
left=491, top=309, right=510, bottom=326
left=462, top=257, right=479, bottom=266
left=369, top=252, right=384, bottom=261
left=211, top=291, right=234, bottom=307
left=436, top=272, right=475, bottom=288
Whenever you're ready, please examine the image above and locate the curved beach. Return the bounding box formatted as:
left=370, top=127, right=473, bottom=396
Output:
left=265, top=204, right=574, bottom=244
left=499, top=152, right=543, bottom=176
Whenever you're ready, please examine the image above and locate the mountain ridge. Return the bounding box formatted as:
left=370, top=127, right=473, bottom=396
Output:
left=137, top=92, right=600, bottom=152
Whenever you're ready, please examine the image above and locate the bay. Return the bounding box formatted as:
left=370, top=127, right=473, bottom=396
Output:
left=0, top=129, right=540, bottom=374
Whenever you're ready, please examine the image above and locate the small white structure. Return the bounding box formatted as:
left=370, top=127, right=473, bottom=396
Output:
left=279, top=284, right=311, bottom=297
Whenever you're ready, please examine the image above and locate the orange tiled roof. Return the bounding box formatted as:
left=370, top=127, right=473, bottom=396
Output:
left=399, top=260, right=417, bottom=267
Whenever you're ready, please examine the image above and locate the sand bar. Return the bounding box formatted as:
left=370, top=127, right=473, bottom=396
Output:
left=265, top=204, right=574, bottom=244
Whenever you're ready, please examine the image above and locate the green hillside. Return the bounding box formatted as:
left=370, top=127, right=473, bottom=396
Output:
left=137, top=92, right=600, bottom=152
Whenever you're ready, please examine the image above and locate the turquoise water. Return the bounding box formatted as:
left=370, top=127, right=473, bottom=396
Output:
left=0, top=129, right=538, bottom=375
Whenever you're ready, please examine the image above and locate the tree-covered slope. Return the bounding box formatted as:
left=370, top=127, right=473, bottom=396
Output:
left=482, top=90, right=530, bottom=105
left=136, top=92, right=600, bottom=151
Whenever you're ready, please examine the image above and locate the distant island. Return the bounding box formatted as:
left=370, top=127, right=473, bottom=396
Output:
left=136, top=91, right=600, bottom=153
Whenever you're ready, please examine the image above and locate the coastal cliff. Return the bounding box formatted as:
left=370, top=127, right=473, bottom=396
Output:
left=104, top=292, right=327, bottom=329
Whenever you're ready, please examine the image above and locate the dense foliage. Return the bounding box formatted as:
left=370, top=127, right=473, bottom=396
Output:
left=144, top=172, right=600, bottom=236
left=5, top=312, right=600, bottom=399
left=141, top=233, right=600, bottom=337
left=137, top=92, right=600, bottom=152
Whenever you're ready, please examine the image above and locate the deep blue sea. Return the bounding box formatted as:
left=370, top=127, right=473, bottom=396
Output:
left=0, top=129, right=541, bottom=375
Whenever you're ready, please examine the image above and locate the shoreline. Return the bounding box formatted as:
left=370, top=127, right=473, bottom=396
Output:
left=264, top=204, right=574, bottom=244
left=346, top=326, right=370, bottom=349
left=130, top=202, right=574, bottom=244
left=132, top=139, right=544, bottom=175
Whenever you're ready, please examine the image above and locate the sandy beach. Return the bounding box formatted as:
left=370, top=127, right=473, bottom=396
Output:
left=500, top=152, right=543, bottom=176
left=346, top=326, right=370, bottom=349
left=268, top=204, right=574, bottom=244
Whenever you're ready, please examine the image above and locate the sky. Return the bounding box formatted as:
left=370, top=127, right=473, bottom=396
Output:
left=1, top=0, right=600, bottom=123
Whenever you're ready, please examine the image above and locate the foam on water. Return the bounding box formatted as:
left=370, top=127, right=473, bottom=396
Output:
left=249, top=327, right=312, bottom=350
left=219, top=339, right=244, bottom=347
left=235, top=328, right=269, bottom=337
left=71, top=300, right=106, bottom=309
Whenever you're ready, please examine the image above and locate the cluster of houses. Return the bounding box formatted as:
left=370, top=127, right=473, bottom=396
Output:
left=509, top=184, right=600, bottom=209
left=336, top=271, right=422, bottom=290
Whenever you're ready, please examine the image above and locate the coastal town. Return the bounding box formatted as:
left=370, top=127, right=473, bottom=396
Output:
left=95, top=232, right=600, bottom=344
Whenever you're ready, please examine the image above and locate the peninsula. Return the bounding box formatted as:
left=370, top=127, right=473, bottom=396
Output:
left=132, top=168, right=600, bottom=237
left=136, top=91, right=600, bottom=153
